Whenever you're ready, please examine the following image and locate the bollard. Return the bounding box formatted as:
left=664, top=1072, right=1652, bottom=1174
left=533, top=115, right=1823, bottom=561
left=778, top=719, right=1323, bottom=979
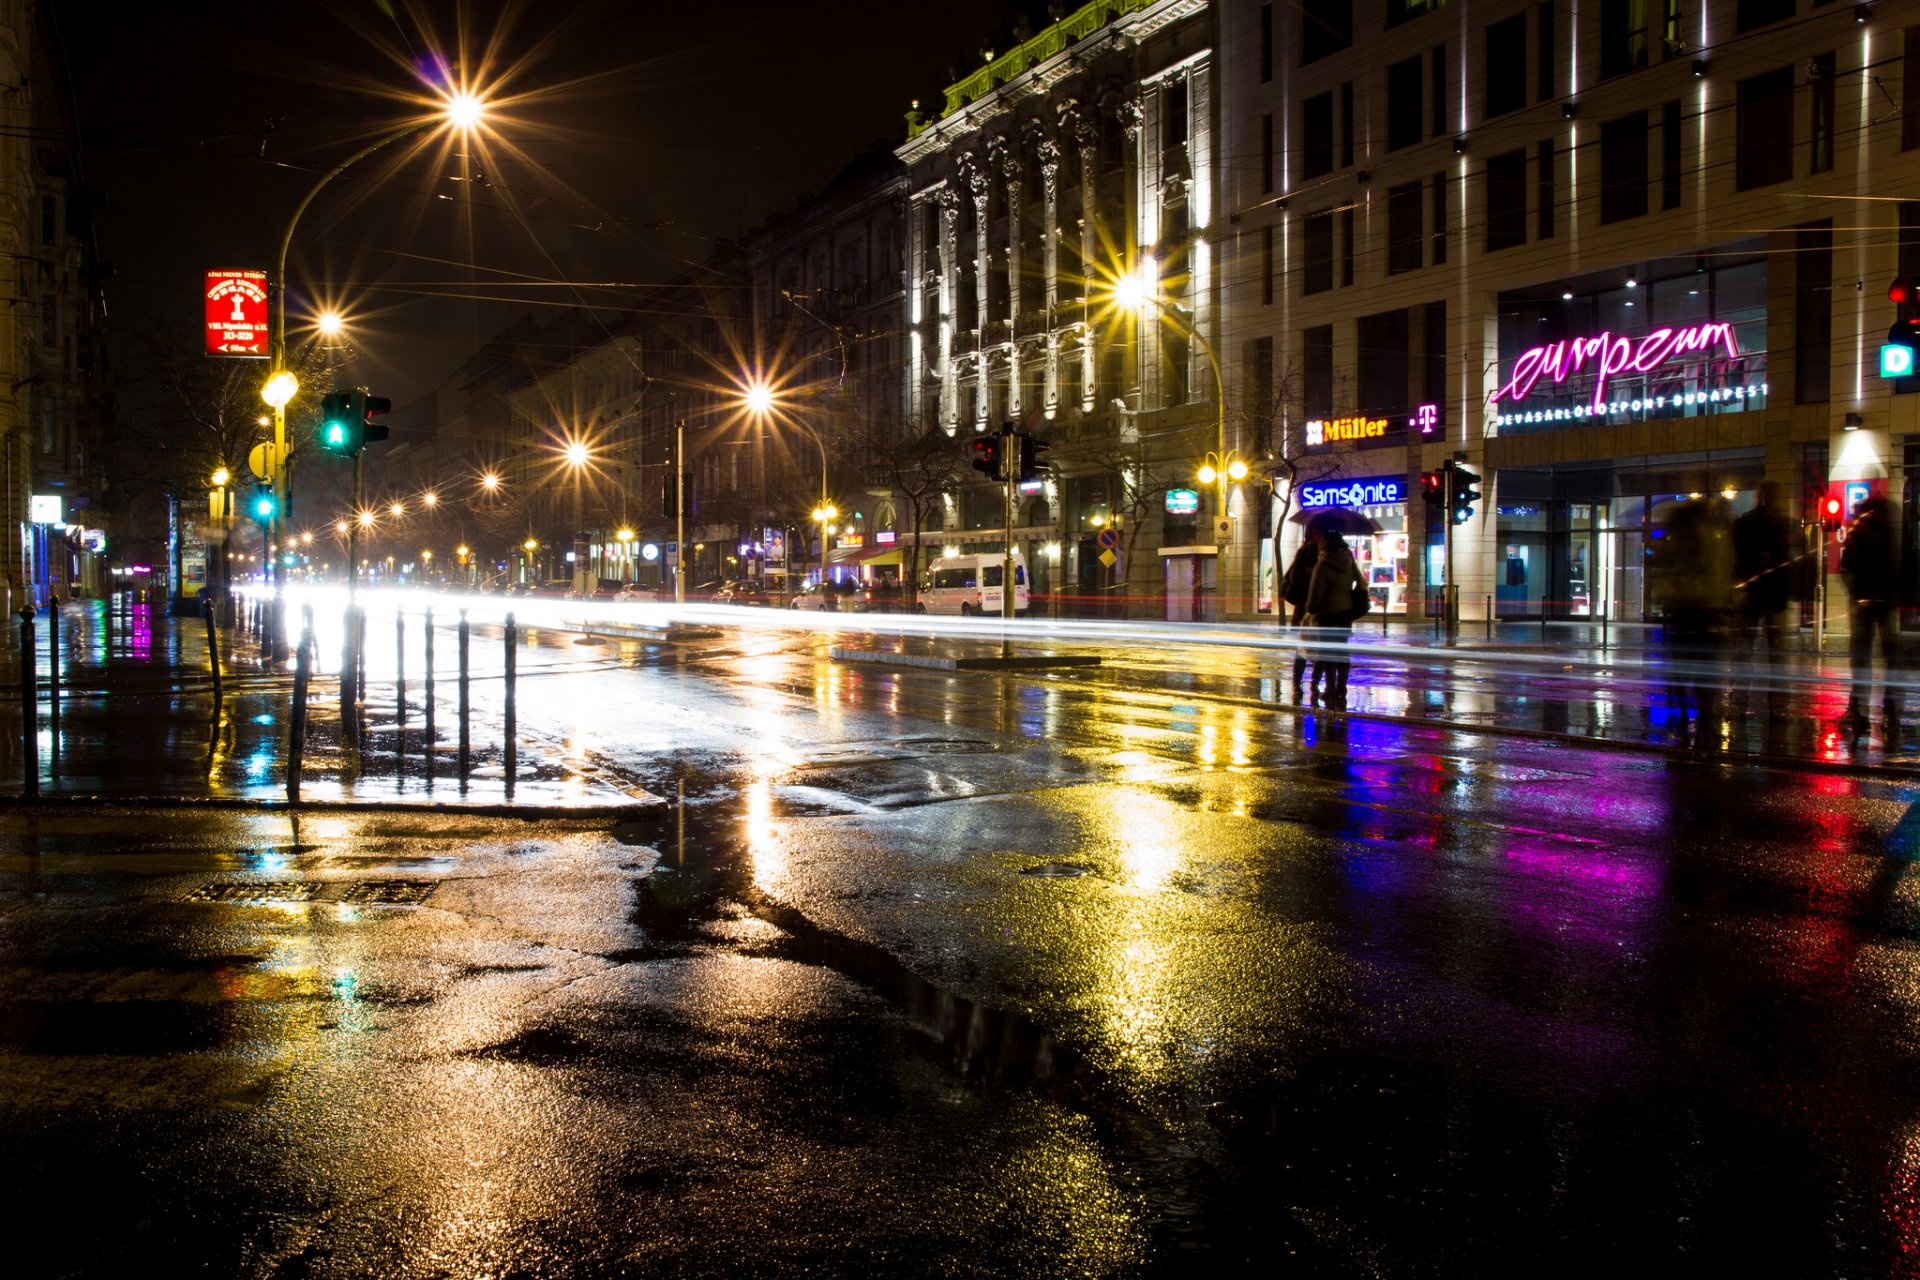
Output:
left=203, top=595, right=223, bottom=700
left=45, top=596, right=58, bottom=736
left=340, top=604, right=360, bottom=749
left=503, top=612, right=517, bottom=786
left=355, top=607, right=368, bottom=714
left=1600, top=602, right=1609, bottom=651
left=395, top=609, right=407, bottom=739
left=288, top=619, right=311, bottom=803
left=423, top=610, right=435, bottom=780
left=1487, top=596, right=1494, bottom=640
left=17, top=609, right=36, bottom=798
left=457, top=610, right=471, bottom=779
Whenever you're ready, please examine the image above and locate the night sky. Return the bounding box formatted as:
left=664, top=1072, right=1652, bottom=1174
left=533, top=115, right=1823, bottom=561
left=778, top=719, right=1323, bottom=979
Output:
left=66, top=0, right=1023, bottom=409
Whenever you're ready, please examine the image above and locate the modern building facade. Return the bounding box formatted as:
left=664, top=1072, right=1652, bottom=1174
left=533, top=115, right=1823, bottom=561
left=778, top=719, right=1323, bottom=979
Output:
left=1218, top=0, right=1920, bottom=629
left=899, top=0, right=1227, bottom=617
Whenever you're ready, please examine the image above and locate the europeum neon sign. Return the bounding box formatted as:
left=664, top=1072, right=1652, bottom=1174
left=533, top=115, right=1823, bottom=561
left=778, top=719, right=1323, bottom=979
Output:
left=1491, top=322, right=1742, bottom=412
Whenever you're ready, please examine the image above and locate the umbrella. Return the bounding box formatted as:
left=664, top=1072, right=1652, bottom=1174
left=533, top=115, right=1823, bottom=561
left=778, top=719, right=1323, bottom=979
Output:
left=1288, top=506, right=1380, bottom=536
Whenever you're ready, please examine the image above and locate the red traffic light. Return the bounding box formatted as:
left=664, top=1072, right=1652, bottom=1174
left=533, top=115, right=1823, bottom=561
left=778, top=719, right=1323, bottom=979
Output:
left=1824, top=496, right=1842, bottom=518
left=1892, top=276, right=1917, bottom=305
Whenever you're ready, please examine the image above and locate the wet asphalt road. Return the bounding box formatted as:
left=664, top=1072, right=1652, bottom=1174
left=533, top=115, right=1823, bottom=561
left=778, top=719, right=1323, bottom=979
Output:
left=4, top=605, right=1920, bottom=1274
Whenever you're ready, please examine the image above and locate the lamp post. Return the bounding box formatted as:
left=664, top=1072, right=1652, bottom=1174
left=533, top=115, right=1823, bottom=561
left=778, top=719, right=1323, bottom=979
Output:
left=208, top=466, right=233, bottom=623
left=563, top=440, right=589, bottom=596
left=615, top=526, right=635, bottom=581
left=744, top=381, right=831, bottom=590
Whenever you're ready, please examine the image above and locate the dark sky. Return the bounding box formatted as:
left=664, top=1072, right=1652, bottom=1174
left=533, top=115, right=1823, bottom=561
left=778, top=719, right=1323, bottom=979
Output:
left=67, top=0, right=1021, bottom=408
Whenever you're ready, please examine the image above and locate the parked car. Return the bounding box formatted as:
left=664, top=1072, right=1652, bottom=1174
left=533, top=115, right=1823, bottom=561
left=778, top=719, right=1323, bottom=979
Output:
left=789, top=581, right=841, bottom=611
left=712, top=579, right=774, bottom=607
left=523, top=579, right=577, bottom=598
left=843, top=579, right=903, bottom=614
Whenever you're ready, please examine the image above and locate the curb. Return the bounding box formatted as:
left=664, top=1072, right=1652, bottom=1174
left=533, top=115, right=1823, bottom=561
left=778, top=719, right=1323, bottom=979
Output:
left=0, top=793, right=666, bottom=820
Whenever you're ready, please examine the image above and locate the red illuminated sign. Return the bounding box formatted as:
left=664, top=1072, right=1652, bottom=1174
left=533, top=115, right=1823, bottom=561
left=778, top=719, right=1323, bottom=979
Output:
left=204, top=270, right=270, bottom=358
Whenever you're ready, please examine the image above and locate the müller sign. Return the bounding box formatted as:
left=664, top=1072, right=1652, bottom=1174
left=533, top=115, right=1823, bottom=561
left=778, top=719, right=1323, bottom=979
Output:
left=1304, top=415, right=1388, bottom=446
left=1490, top=322, right=1741, bottom=412
left=1299, top=476, right=1406, bottom=510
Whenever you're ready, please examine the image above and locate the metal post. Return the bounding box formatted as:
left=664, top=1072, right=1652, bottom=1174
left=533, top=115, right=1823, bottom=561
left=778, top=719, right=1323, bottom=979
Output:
left=355, top=607, right=367, bottom=722
left=395, top=608, right=406, bottom=739
left=17, top=609, right=36, bottom=798
left=288, top=616, right=310, bottom=803
left=45, top=596, right=58, bottom=736
left=1442, top=462, right=1457, bottom=638
left=1487, top=596, right=1494, bottom=640
left=457, top=609, right=470, bottom=779
left=674, top=421, right=686, bottom=605
left=203, top=595, right=223, bottom=699
left=340, top=601, right=357, bottom=747
left=503, top=612, right=518, bottom=785
left=424, top=609, right=435, bottom=780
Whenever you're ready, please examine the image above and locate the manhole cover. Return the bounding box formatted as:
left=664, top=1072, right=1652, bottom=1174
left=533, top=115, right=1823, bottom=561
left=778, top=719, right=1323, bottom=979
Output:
left=340, top=879, right=440, bottom=905
left=188, top=881, right=321, bottom=903
left=1021, top=863, right=1095, bottom=879
left=904, top=738, right=996, bottom=755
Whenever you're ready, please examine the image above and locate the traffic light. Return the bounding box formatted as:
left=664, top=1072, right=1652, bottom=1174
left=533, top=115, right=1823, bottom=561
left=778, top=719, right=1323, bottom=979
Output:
left=1420, top=469, right=1445, bottom=508
left=316, top=389, right=392, bottom=454
left=1823, top=494, right=1844, bottom=531
left=662, top=473, right=692, bottom=517
left=250, top=486, right=277, bottom=524
left=1014, top=430, right=1051, bottom=484
left=1450, top=465, right=1481, bottom=525
left=970, top=433, right=1003, bottom=481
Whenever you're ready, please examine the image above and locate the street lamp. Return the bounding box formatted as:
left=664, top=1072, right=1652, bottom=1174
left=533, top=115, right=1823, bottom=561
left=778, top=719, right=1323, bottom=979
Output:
left=615, top=526, right=635, bottom=581
left=561, top=439, right=590, bottom=594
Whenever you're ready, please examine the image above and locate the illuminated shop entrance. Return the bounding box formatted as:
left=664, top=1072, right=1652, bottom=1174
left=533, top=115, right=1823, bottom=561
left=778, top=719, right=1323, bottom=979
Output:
left=1494, top=450, right=1763, bottom=622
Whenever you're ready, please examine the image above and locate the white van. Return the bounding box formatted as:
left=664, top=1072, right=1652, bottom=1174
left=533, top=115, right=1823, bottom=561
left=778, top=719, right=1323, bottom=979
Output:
left=916, top=553, right=1031, bottom=616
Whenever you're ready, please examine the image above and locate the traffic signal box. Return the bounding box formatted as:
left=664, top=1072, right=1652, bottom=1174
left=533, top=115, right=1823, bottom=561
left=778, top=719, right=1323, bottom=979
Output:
left=1420, top=469, right=1445, bottom=508
left=250, top=486, right=277, bottom=524
left=317, top=388, right=392, bottom=455
left=1014, top=429, right=1050, bottom=484
left=970, top=434, right=1004, bottom=482
left=1823, top=495, right=1845, bottom=531
left=1451, top=466, right=1481, bottom=525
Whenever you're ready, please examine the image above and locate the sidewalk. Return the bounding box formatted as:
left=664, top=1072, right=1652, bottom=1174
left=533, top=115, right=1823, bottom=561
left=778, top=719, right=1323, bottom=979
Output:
left=0, top=599, right=657, bottom=811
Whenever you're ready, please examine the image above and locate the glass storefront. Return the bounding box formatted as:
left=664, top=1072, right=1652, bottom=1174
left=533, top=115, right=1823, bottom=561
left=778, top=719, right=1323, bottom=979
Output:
left=1495, top=450, right=1764, bottom=621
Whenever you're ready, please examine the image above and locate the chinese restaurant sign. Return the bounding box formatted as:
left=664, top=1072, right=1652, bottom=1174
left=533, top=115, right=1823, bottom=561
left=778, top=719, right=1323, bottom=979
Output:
left=204, top=270, right=270, bottom=357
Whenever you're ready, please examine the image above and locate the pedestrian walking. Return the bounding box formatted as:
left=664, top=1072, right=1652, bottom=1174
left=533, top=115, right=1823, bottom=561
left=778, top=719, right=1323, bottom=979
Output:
left=1652, top=497, right=1732, bottom=734
left=1730, top=480, right=1793, bottom=718
left=1281, top=528, right=1320, bottom=696
left=1840, top=495, right=1902, bottom=737
left=1302, top=516, right=1370, bottom=703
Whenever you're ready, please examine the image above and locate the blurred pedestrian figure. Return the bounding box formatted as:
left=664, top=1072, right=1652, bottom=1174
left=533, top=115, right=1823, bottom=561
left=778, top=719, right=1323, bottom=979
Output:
left=1840, top=495, right=1901, bottom=737
left=1653, top=497, right=1732, bottom=735
left=1731, top=480, right=1793, bottom=718
left=1281, top=526, right=1320, bottom=696
left=1303, top=516, right=1369, bottom=703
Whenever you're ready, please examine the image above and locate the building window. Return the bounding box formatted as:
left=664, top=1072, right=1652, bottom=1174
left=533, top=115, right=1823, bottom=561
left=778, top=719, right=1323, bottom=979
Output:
left=1261, top=113, right=1275, bottom=192
left=1260, top=3, right=1274, bottom=82
left=1486, top=15, right=1528, bottom=118
left=1662, top=100, right=1683, bottom=210
left=1431, top=172, right=1449, bottom=264
left=1810, top=53, right=1837, bottom=174
left=1907, top=29, right=1920, bottom=151
left=1485, top=148, right=1527, bottom=251
left=1431, top=45, right=1448, bottom=138
left=1301, top=0, right=1352, bottom=65
left=1247, top=336, right=1275, bottom=420
left=1387, top=0, right=1446, bottom=27
left=1600, top=111, right=1650, bottom=224
left=38, top=196, right=54, bottom=245
left=1421, top=300, right=1447, bottom=412
left=1339, top=82, right=1355, bottom=168
left=1536, top=140, right=1555, bottom=239
left=1736, top=68, right=1794, bottom=190
left=1387, top=56, right=1424, bottom=151
left=1302, top=92, right=1334, bottom=179
left=1357, top=309, right=1411, bottom=423
left=1600, top=0, right=1652, bottom=79
left=1340, top=207, right=1355, bottom=286
left=1387, top=181, right=1423, bottom=274
left=1795, top=221, right=1833, bottom=405
left=1738, top=0, right=1797, bottom=34
left=1537, top=3, right=1557, bottom=101
left=1302, top=211, right=1333, bottom=294
left=1304, top=325, right=1334, bottom=420
left=1261, top=225, right=1275, bottom=305
left=1164, top=79, right=1189, bottom=151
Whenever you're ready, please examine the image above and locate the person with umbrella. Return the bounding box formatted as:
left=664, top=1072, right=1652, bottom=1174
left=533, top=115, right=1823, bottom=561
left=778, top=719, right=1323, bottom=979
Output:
left=1294, top=507, right=1375, bottom=703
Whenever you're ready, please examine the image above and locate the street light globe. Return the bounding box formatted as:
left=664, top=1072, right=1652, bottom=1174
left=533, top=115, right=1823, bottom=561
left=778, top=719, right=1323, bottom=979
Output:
left=334, top=520, right=349, bottom=535
left=444, top=91, right=487, bottom=130
left=1227, top=459, right=1250, bottom=482
left=480, top=471, right=501, bottom=492
left=563, top=441, right=589, bottom=468
left=422, top=491, right=439, bottom=508
left=421, top=549, right=432, bottom=562
left=316, top=311, right=344, bottom=337
left=744, top=382, right=775, bottom=415
left=457, top=544, right=470, bottom=559
left=389, top=501, right=405, bottom=518
left=523, top=538, right=538, bottom=552
left=358, top=511, right=376, bottom=528
left=261, top=370, right=299, bottom=409
left=616, top=527, right=635, bottom=543
left=1197, top=463, right=1219, bottom=484
left=1111, top=258, right=1159, bottom=312
left=210, top=466, right=230, bottom=488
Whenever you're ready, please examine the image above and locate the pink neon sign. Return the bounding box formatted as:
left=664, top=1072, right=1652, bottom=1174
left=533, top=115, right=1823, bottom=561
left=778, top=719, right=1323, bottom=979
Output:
left=1490, top=323, right=1741, bottom=412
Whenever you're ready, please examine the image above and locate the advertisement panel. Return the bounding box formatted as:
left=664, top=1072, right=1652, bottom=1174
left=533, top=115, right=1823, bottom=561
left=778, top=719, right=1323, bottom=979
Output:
left=204, top=269, right=270, bottom=357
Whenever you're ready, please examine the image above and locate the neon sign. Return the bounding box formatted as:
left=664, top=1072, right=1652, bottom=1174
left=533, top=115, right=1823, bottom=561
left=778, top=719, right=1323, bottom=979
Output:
left=1882, top=344, right=1915, bottom=378
left=1409, top=403, right=1439, bottom=435
left=1491, top=323, right=1742, bottom=412
left=1299, top=476, right=1406, bottom=509
left=1305, top=416, right=1388, bottom=447
left=1164, top=488, right=1200, bottom=515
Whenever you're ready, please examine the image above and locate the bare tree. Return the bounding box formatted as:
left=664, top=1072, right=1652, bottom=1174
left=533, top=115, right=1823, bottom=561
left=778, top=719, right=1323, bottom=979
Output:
left=1078, top=440, right=1189, bottom=618
left=859, top=421, right=968, bottom=603
left=1230, top=355, right=1348, bottom=538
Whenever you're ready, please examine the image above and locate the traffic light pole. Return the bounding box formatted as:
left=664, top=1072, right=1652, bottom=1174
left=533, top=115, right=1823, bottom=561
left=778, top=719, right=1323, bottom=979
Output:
left=674, top=421, right=685, bottom=605
left=1443, top=462, right=1458, bottom=639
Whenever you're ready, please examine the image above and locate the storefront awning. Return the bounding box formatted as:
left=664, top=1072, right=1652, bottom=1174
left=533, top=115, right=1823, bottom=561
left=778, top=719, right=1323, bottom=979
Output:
left=827, top=542, right=903, bottom=565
